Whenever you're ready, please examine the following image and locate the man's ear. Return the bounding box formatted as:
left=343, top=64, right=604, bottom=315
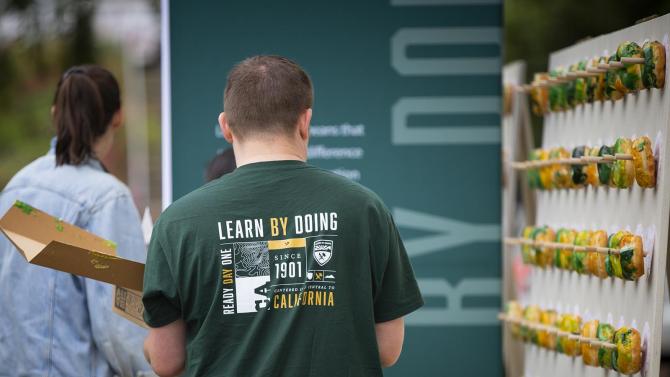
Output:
left=110, top=110, right=124, bottom=130
left=219, top=112, right=234, bottom=143
left=298, top=108, right=312, bottom=142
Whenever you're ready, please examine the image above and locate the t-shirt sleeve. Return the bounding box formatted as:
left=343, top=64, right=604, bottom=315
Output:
left=370, top=204, right=424, bottom=323
left=142, top=219, right=182, bottom=328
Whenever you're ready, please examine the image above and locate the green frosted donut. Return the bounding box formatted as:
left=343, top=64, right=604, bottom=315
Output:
left=527, top=149, right=543, bottom=189
left=612, top=137, right=635, bottom=189
left=616, top=41, right=645, bottom=92
left=571, top=146, right=588, bottom=187
left=597, top=145, right=613, bottom=185
left=642, top=40, right=666, bottom=89
left=605, top=54, right=625, bottom=101
left=549, top=67, right=569, bottom=111
left=572, top=230, right=591, bottom=274
left=568, top=62, right=587, bottom=106
left=606, top=230, right=631, bottom=279
left=597, top=323, right=616, bottom=369
left=619, top=234, right=645, bottom=281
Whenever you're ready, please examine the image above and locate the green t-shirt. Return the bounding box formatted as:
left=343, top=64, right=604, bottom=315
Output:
left=143, top=160, right=423, bottom=377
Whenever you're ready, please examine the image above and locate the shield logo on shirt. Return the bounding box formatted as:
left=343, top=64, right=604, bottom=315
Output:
left=313, top=240, right=333, bottom=266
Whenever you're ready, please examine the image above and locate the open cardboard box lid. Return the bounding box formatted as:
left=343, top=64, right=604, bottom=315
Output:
left=0, top=201, right=147, bottom=327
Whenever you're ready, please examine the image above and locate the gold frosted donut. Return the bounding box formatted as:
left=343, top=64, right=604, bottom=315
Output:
left=643, top=40, right=666, bottom=89
left=531, top=73, right=550, bottom=116
left=585, top=146, right=600, bottom=187
left=613, top=327, right=642, bottom=374
left=536, top=226, right=556, bottom=268
left=539, top=309, right=558, bottom=350
left=573, top=230, right=591, bottom=274
left=632, top=136, right=656, bottom=188
left=538, top=149, right=554, bottom=190
left=607, top=230, right=632, bottom=279
left=550, top=147, right=572, bottom=189
left=581, top=319, right=600, bottom=366
left=587, top=230, right=609, bottom=278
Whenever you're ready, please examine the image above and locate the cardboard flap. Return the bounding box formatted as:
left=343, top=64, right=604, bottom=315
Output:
left=0, top=201, right=118, bottom=256
left=0, top=228, right=46, bottom=261
left=32, top=240, right=144, bottom=291
left=113, top=286, right=147, bottom=328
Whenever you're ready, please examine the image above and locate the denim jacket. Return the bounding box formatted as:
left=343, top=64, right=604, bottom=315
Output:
left=0, top=140, right=152, bottom=377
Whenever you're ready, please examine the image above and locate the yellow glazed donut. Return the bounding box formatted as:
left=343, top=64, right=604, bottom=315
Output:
left=555, top=228, right=576, bottom=270
left=586, top=230, right=609, bottom=278
left=550, top=147, right=572, bottom=189
left=613, top=327, right=642, bottom=374
left=572, top=230, right=591, bottom=274
left=523, top=305, right=541, bottom=344
left=535, top=226, right=556, bottom=268
left=581, top=319, right=599, bottom=366
left=612, top=138, right=635, bottom=189
left=521, top=226, right=538, bottom=265
left=530, top=73, right=550, bottom=116
left=557, top=313, right=582, bottom=356
left=588, top=57, right=607, bottom=101
left=538, top=149, right=554, bottom=190
left=632, top=136, right=656, bottom=188
left=505, top=301, right=524, bottom=340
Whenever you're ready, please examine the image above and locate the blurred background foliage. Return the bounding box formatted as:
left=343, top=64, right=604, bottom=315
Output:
left=505, top=0, right=670, bottom=145
left=0, top=0, right=162, bottom=215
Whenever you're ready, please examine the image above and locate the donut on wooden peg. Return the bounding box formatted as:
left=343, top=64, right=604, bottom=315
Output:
left=536, top=226, right=557, bottom=268
left=619, top=233, right=645, bottom=281
left=585, top=146, right=601, bottom=187
left=571, top=146, right=588, bottom=187
left=539, top=309, right=558, bottom=350
left=526, top=149, right=543, bottom=189
left=586, top=230, right=609, bottom=278
left=607, top=230, right=632, bottom=279
left=605, top=54, right=625, bottom=100
left=573, top=230, right=591, bottom=274
left=555, top=228, right=577, bottom=270
left=568, top=61, right=588, bottom=106
left=598, top=56, right=612, bottom=100
left=615, top=41, right=645, bottom=93
left=597, top=322, right=616, bottom=369
left=521, top=226, right=539, bottom=265
left=613, top=327, right=642, bottom=374
left=549, top=67, right=569, bottom=111
left=612, top=138, right=635, bottom=189
left=587, top=57, right=606, bottom=101
left=538, top=149, right=554, bottom=190
left=642, top=40, right=666, bottom=89
left=523, top=305, right=541, bottom=344
left=597, top=145, right=614, bottom=186
left=530, top=72, right=550, bottom=115
left=581, top=319, right=600, bottom=366
left=632, top=136, right=656, bottom=188
left=557, top=313, right=582, bottom=356
left=505, top=301, right=524, bottom=340
left=550, top=147, right=573, bottom=189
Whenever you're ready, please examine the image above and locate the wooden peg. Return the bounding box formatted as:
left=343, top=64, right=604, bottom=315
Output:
left=621, top=57, right=645, bottom=64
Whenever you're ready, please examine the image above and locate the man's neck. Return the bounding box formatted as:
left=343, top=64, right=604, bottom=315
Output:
left=233, top=137, right=307, bottom=167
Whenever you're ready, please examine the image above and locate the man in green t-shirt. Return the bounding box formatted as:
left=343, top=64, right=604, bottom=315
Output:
left=142, top=55, right=423, bottom=377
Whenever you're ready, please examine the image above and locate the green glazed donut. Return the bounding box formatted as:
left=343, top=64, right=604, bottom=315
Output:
left=597, top=323, right=616, bottom=369
left=642, top=40, right=666, bottom=89
left=571, top=146, right=588, bottom=187
left=597, top=145, right=613, bottom=185
left=616, top=41, right=645, bottom=92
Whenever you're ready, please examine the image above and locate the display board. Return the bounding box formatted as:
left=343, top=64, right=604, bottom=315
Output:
left=162, top=0, right=503, bottom=374
left=502, top=61, right=534, bottom=377
left=509, top=15, right=670, bottom=377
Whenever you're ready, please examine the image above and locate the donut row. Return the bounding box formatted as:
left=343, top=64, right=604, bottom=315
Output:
left=518, top=226, right=645, bottom=281
left=503, top=302, right=643, bottom=375
left=530, top=40, right=666, bottom=115
left=525, top=136, right=656, bottom=190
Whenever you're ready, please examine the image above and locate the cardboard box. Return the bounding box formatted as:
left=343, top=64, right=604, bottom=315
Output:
left=0, top=200, right=147, bottom=328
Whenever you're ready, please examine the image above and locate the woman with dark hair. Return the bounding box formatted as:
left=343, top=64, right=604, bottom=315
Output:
left=0, top=65, right=151, bottom=376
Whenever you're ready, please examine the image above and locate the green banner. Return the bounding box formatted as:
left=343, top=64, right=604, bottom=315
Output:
left=166, top=0, right=502, bottom=374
